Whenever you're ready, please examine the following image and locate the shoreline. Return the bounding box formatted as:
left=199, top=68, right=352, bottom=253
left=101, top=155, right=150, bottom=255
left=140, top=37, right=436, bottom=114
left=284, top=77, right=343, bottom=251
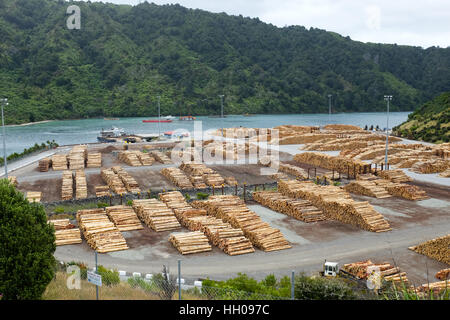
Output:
left=6, top=120, right=55, bottom=127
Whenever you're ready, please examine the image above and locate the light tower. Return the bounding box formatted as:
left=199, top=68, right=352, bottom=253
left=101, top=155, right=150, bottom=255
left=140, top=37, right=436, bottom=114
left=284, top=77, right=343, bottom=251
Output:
left=384, top=95, right=393, bottom=169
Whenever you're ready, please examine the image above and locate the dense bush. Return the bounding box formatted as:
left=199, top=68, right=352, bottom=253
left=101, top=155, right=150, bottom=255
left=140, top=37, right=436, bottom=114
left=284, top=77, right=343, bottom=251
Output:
left=96, top=266, right=120, bottom=287
left=0, top=179, right=56, bottom=299
left=294, top=273, right=357, bottom=300
left=196, top=192, right=209, bottom=200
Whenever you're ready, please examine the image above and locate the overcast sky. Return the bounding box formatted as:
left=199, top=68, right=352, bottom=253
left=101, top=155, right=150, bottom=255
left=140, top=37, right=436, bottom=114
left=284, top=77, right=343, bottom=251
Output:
left=85, top=0, right=450, bottom=48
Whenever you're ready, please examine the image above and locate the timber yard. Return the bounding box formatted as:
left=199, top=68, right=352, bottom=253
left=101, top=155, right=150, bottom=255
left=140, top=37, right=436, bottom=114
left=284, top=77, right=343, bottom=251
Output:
left=4, top=124, right=450, bottom=293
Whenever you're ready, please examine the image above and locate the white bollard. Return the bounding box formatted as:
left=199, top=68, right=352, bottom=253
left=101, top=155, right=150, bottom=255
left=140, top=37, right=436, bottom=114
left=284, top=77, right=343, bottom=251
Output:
left=119, top=270, right=127, bottom=276
left=145, top=274, right=153, bottom=280
left=132, top=272, right=142, bottom=278
left=194, top=280, right=202, bottom=287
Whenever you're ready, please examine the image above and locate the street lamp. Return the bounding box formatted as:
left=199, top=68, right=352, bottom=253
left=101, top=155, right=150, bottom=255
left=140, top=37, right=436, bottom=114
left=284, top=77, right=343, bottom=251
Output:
left=1, top=98, right=8, bottom=178
left=327, top=94, right=332, bottom=123
left=384, top=95, right=393, bottom=169
left=157, top=96, right=161, bottom=139
left=219, top=95, right=225, bottom=137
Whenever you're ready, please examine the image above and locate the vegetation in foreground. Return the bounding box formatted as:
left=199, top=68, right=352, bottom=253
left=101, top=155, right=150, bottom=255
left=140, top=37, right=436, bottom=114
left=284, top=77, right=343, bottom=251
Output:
left=1, top=0, right=450, bottom=124
left=0, top=140, right=58, bottom=166
left=393, top=92, right=450, bottom=143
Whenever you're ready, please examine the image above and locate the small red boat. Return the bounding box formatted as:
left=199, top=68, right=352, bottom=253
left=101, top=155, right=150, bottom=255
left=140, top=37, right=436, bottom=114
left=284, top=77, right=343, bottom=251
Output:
left=142, top=119, right=173, bottom=123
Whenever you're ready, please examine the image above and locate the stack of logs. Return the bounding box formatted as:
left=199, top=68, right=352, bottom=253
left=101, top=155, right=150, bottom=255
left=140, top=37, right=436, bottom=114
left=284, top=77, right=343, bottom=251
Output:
left=95, top=186, right=111, bottom=197
left=253, top=191, right=326, bottom=222
left=61, top=170, right=73, bottom=200
left=169, top=231, right=212, bottom=255
left=409, top=234, right=450, bottom=264
left=150, top=150, right=172, bottom=164
left=344, top=180, right=392, bottom=199
left=278, top=180, right=392, bottom=233
left=68, top=145, right=87, bottom=170
left=26, top=191, right=42, bottom=203
left=75, top=170, right=87, bottom=199
left=118, top=151, right=142, bottom=166
left=101, top=168, right=127, bottom=194
left=132, top=199, right=181, bottom=232
left=279, top=163, right=308, bottom=179
left=180, top=162, right=227, bottom=187
left=192, top=195, right=291, bottom=252
left=435, top=268, right=450, bottom=281
left=377, top=170, right=412, bottom=183
left=105, top=205, right=143, bottom=231
left=161, top=167, right=194, bottom=189
left=77, top=208, right=129, bottom=253
left=159, top=191, right=207, bottom=225
left=87, top=152, right=102, bottom=168
left=52, top=154, right=68, bottom=171
left=48, top=219, right=82, bottom=246
left=294, top=152, right=367, bottom=176
left=38, top=158, right=51, bottom=172
left=342, top=260, right=409, bottom=285
left=112, top=166, right=141, bottom=193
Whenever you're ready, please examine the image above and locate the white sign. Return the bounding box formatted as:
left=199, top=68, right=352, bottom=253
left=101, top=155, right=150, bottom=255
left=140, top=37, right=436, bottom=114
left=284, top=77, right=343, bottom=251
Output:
left=87, top=271, right=102, bottom=287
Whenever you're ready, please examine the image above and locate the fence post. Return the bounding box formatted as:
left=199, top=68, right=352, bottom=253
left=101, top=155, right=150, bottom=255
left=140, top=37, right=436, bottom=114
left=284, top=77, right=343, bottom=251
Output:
left=235, top=183, right=238, bottom=196
left=243, top=183, right=246, bottom=202
left=262, top=183, right=265, bottom=191
left=314, top=168, right=317, bottom=177
left=291, top=271, right=295, bottom=300
left=212, top=185, right=215, bottom=196
left=95, top=251, right=99, bottom=301
left=254, top=185, right=257, bottom=192
left=178, top=259, right=181, bottom=301
left=221, top=184, right=224, bottom=195
left=109, top=195, right=112, bottom=206
left=120, top=194, right=123, bottom=205
left=307, top=168, right=310, bottom=179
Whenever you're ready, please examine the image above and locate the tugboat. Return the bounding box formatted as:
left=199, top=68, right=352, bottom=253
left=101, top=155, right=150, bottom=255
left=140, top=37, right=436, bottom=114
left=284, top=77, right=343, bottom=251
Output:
left=97, top=127, right=141, bottom=143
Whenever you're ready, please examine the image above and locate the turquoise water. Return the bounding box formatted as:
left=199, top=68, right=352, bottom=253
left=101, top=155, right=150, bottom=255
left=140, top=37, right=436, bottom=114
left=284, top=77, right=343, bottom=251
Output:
left=2, top=112, right=410, bottom=156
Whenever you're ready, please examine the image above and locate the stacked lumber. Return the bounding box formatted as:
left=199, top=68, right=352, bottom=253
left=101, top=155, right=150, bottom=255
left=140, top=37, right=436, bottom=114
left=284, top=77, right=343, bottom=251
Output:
left=112, top=166, right=141, bottom=193
left=105, top=205, right=143, bottom=231
left=409, top=234, right=450, bottom=264
left=61, top=170, right=73, bottom=200
left=101, top=168, right=127, bottom=194
left=161, top=167, right=194, bottom=189
left=342, top=260, right=409, bottom=284
left=7, top=176, right=18, bottom=187
left=411, top=159, right=450, bottom=174
left=277, top=133, right=337, bottom=145
left=86, top=152, right=102, bottom=168
left=278, top=180, right=392, bottom=232
left=224, top=176, right=238, bottom=186
left=169, top=231, right=212, bottom=254
left=279, top=163, right=308, bottom=179
left=324, top=124, right=364, bottom=131
left=435, top=268, right=450, bottom=281
left=439, top=168, right=450, bottom=177
left=77, top=209, right=129, bottom=253
left=344, top=180, right=392, bottom=198
left=68, top=146, right=87, bottom=170
left=416, top=281, right=450, bottom=294
left=203, top=172, right=225, bottom=187
left=192, top=195, right=291, bottom=252
left=95, top=185, right=111, bottom=197
left=150, top=150, right=172, bottom=164
left=253, top=191, right=326, bottom=222
left=26, top=191, right=42, bottom=202
left=382, top=182, right=428, bottom=201
left=38, top=158, right=51, bottom=172
left=189, top=175, right=207, bottom=189
left=52, top=154, right=68, bottom=171
left=270, top=172, right=290, bottom=181
left=377, top=170, right=412, bottom=183
left=132, top=199, right=181, bottom=232
left=294, top=152, right=368, bottom=176
left=75, top=170, right=87, bottom=199
left=48, top=219, right=82, bottom=246
left=158, top=191, right=207, bottom=224
left=118, top=151, right=142, bottom=166
left=136, top=152, right=155, bottom=166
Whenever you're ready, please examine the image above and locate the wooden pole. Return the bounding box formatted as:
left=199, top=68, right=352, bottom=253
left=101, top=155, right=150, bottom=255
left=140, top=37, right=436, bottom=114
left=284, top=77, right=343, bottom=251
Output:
left=221, top=184, right=224, bottom=195
left=212, top=185, right=215, bottom=196
left=235, top=183, right=237, bottom=196
left=243, top=183, right=246, bottom=202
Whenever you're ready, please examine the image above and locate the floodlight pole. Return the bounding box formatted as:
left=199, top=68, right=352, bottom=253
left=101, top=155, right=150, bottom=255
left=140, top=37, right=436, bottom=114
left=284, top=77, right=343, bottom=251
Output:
left=219, top=95, right=224, bottom=137
left=328, top=94, right=332, bottom=123
left=384, top=95, right=393, bottom=169
left=157, top=96, right=161, bottom=139
left=1, top=98, right=8, bottom=178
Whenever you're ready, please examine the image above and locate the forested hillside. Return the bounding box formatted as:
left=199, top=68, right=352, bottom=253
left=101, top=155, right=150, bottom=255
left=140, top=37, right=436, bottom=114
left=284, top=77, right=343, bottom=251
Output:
left=393, top=92, right=450, bottom=143
left=0, top=0, right=449, bottom=124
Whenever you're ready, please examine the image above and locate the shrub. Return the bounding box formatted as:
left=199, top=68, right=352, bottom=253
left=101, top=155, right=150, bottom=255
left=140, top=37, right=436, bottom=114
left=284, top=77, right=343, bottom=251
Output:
left=97, top=202, right=108, bottom=208
left=184, top=193, right=191, bottom=201
left=0, top=179, right=56, bottom=299
left=97, top=266, right=120, bottom=287
left=152, top=265, right=176, bottom=300
left=294, top=273, right=357, bottom=300
left=197, top=192, right=209, bottom=200
left=54, top=207, right=65, bottom=214
left=127, top=200, right=133, bottom=206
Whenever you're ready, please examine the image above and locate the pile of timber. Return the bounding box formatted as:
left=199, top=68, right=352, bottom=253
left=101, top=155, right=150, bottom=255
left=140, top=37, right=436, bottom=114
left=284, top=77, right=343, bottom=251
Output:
left=136, top=152, right=155, bottom=166
left=132, top=199, right=181, bottom=232
left=150, top=150, right=172, bottom=164
left=277, top=133, right=338, bottom=145
left=342, top=260, right=408, bottom=285
left=105, top=205, right=143, bottom=231
left=77, top=209, right=129, bottom=253
left=189, top=175, right=207, bottom=189
left=416, top=281, right=450, bottom=295
left=52, top=154, right=68, bottom=171
left=48, top=219, right=82, bottom=246
left=294, top=152, right=368, bottom=176
left=279, top=163, right=308, bottom=179
left=253, top=191, right=326, bottom=222
left=270, top=172, right=290, bottom=181
left=377, top=170, right=412, bottom=183
left=203, top=172, right=225, bottom=187
left=169, top=231, right=212, bottom=255
left=192, top=195, right=291, bottom=252
left=439, top=168, right=450, bottom=177
left=101, top=168, right=127, bottom=194
left=61, top=170, right=73, bottom=200
left=436, top=268, right=450, bottom=281
left=376, top=181, right=429, bottom=201
left=38, top=158, right=51, bottom=172
left=324, top=124, right=364, bottom=131
left=224, top=176, right=238, bottom=186
left=278, top=180, right=392, bottom=233
left=26, top=191, right=42, bottom=203
left=75, top=170, right=88, bottom=199
left=344, top=180, right=391, bottom=199
left=161, top=167, right=194, bottom=189
left=86, top=152, right=102, bottom=168
left=112, top=166, right=141, bottom=193
left=68, top=145, right=87, bottom=170
left=158, top=191, right=207, bottom=224
left=95, top=185, right=111, bottom=197
left=118, top=151, right=142, bottom=166
left=7, top=176, right=18, bottom=187
left=409, top=234, right=450, bottom=264
left=411, top=159, right=450, bottom=174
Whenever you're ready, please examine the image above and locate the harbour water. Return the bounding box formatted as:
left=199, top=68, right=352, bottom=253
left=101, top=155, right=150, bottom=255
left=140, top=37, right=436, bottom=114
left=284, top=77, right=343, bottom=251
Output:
left=3, top=112, right=410, bottom=156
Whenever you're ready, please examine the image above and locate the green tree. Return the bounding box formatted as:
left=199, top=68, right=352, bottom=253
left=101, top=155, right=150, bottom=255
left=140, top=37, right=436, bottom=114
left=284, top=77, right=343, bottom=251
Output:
left=294, top=273, right=357, bottom=300
left=0, top=179, right=56, bottom=300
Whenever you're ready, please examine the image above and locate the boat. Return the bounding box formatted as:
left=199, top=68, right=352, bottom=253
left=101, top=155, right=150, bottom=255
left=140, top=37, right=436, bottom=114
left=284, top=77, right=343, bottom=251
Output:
left=162, top=115, right=176, bottom=120
left=97, top=127, right=140, bottom=143
left=179, top=116, right=196, bottom=121
left=164, top=130, right=190, bottom=138
left=142, top=119, right=173, bottom=123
